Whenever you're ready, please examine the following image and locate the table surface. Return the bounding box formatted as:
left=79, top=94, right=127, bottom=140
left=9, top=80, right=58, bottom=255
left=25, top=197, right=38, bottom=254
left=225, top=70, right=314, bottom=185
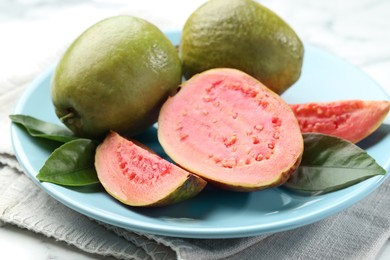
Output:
left=1, top=0, right=390, bottom=259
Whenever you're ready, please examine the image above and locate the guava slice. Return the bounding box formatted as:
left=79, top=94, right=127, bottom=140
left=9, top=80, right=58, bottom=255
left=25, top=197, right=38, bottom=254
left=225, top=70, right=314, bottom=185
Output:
left=95, top=131, right=206, bottom=207
left=290, top=100, right=390, bottom=143
left=158, top=68, right=304, bottom=191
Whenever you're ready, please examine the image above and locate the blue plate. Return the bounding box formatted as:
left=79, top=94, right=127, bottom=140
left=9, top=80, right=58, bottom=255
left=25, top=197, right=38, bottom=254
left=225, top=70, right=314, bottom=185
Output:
left=11, top=31, right=390, bottom=238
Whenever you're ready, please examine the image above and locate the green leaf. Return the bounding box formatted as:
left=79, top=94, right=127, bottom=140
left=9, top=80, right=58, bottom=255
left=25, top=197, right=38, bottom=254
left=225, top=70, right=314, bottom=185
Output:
left=37, top=139, right=100, bottom=186
left=284, top=133, right=386, bottom=194
left=10, top=114, right=77, bottom=143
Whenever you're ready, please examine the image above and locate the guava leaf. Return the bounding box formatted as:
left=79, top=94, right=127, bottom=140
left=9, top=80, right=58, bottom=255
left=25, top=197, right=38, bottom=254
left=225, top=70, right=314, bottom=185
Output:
left=284, top=133, right=386, bottom=194
left=37, top=139, right=100, bottom=186
left=10, top=114, right=77, bottom=143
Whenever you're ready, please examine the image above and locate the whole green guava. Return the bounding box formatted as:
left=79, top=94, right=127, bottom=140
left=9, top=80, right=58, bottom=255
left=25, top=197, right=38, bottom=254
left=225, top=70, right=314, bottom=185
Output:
left=51, top=15, right=182, bottom=139
left=180, top=0, right=304, bottom=94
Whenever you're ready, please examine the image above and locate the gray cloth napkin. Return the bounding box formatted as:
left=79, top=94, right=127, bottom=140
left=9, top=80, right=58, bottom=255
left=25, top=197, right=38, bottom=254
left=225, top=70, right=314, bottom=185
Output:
left=1, top=65, right=390, bottom=260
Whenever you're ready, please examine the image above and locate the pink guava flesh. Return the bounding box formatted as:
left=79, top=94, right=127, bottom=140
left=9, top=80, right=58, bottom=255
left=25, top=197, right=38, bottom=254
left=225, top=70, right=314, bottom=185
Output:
left=158, top=68, right=304, bottom=191
left=95, top=131, right=206, bottom=206
left=290, top=100, right=390, bottom=143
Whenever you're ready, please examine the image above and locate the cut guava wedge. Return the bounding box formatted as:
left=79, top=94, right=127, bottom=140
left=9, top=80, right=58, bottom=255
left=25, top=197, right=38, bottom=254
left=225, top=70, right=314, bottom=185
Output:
left=95, top=131, right=206, bottom=207
left=290, top=100, right=390, bottom=143
left=158, top=68, right=304, bottom=191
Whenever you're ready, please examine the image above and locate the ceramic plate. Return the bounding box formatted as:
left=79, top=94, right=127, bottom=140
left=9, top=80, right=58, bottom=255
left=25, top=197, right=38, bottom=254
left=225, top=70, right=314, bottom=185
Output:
left=11, top=32, right=390, bottom=238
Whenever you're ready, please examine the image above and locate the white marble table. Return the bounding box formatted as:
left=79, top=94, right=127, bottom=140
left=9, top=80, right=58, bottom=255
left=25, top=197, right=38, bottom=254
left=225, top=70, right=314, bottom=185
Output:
left=1, top=0, right=390, bottom=258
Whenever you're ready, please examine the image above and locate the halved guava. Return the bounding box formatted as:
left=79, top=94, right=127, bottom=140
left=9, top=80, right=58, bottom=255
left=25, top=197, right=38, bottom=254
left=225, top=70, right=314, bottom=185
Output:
left=290, top=100, right=390, bottom=143
left=95, top=131, right=206, bottom=207
left=158, top=68, right=304, bottom=191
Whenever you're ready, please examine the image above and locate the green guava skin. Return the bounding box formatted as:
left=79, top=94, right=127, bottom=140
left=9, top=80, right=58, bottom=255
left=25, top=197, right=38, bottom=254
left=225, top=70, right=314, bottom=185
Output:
left=180, top=0, right=304, bottom=94
left=51, top=15, right=182, bottom=139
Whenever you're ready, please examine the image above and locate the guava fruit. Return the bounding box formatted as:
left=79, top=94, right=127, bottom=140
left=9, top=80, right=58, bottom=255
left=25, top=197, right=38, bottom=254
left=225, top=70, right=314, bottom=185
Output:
left=51, top=15, right=182, bottom=139
left=180, top=0, right=304, bottom=94
left=290, top=100, right=390, bottom=143
left=95, top=131, right=206, bottom=207
left=158, top=68, right=304, bottom=191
